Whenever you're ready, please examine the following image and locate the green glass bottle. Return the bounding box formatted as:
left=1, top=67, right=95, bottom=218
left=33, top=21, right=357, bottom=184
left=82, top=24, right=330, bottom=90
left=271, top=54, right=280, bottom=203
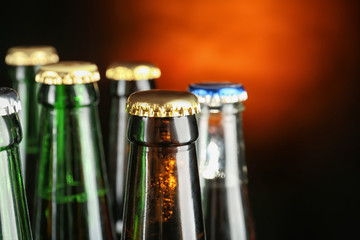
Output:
left=5, top=46, right=59, bottom=219
left=33, top=62, right=115, bottom=239
left=106, top=62, right=159, bottom=236
left=0, top=87, right=33, bottom=240
left=122, top=90, right=205, bottom=240
left=189, top=82, right=255, bottom=240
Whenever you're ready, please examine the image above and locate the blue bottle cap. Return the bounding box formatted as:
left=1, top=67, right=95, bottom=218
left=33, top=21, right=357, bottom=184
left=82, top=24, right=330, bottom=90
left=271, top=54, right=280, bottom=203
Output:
left=188, top=82, right=247, bottom=106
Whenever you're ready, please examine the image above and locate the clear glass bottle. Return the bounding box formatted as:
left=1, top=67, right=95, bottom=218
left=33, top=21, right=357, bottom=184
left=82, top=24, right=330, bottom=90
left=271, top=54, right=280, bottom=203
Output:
left=122, top=90, right=205, bottom=240
left=0, top=87, right=33, bottom=240
left=33, top=62, right=115, bottom=239
left=5, top=46, right=59, bottom=220
left=106, top=62, right=159, bottom=236
left=189, top=82, right=255, bottom=240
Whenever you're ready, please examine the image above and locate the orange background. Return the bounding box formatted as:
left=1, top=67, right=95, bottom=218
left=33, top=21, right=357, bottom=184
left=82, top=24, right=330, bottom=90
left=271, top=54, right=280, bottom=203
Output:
left=100, top=0, right=359, bottom=140
left=1, top=0, right=359, bottom=239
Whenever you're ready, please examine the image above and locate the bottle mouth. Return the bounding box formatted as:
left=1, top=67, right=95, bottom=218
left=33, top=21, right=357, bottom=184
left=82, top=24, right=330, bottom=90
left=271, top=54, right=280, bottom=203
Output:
left=106, top=62, right=161, bottom=81
left=5, top=45, right=59, bottom=66
left=38, top=84, right=99, bottom=108
left=127, top=115, right=198, bottom=146
left=35, top=61, right=100, bottom=85
left=189, top=82, right=248, bottom=106
left=0, top=87, right=22, bottom=116
left=189, top=82, right=242, bottom=89
left=126, top=90, right=200, bottom=118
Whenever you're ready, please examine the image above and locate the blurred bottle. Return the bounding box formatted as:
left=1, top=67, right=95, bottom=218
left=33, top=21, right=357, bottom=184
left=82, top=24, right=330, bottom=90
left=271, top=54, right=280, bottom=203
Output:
left=5, top=46, right=59, bottom=219
left=122, top=90, right=205, bottom=240
left=106, top=62, right=159, bottom=237
left=33, top=62, right=115, bottom=240
left=189, top=82, right=255, bottom=240
left=0, top=87, right=33, bottom=239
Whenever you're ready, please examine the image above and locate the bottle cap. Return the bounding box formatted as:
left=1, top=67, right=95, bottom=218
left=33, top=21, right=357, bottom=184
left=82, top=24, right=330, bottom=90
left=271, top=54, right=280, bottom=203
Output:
left=106, top=62, right=161, bottom=81
left=0, top=88, right=22, bottom=116
left=35, top=61, right=100, bottom=85
left=127, top=90, right=200, bottom=117
left=188, top=82, right=248, bottom=106
left=5, top=46, right=59, bottom=66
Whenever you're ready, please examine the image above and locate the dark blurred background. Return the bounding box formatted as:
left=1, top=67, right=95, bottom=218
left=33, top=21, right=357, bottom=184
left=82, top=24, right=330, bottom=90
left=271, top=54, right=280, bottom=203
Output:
left=1, top=0, right=359, bottom=239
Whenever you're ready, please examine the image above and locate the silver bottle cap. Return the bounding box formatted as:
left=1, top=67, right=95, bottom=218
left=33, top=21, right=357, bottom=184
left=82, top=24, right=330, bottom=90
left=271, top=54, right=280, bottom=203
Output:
left=0, top=88, right=22, bottom=116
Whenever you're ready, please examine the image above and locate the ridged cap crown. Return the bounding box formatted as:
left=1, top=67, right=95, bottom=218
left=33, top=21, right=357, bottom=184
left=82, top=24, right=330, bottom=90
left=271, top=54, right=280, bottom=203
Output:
left=0, top=88, right=22, bottom=116
left=35, top=61, right=100, bottom=85
left=189, top=82, right=248, bottom=106
left=106, top=62, right=161, bottom=81
left=5, top=46, right=59, bottom=66
left=126, top=90, right=200, bottom=117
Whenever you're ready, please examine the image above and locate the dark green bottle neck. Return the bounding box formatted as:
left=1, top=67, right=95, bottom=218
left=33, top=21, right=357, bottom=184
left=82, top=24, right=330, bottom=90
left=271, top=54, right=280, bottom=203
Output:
left=127, top=115, right=198, bottom=147
left=0, top=114, right=22, bottom=151
left=8, top=65, right=40, bottom=83
left=38, top=83, right=99, bottom=108
left=110, top=79, right=156, bottom=97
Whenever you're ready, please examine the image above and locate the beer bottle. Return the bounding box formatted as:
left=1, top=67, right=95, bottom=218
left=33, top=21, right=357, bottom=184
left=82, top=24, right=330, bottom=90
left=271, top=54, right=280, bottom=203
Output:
left=189, top=82, right=255, bottom=240
left=5, top=46, right=59, bottom=219
left=0, top=87, right=32, bottom=239
left=122, top=90, right=205, bottom=240
left=106, top=62, right=159, bottom=236
left=33, top=62, right=115, bottom=239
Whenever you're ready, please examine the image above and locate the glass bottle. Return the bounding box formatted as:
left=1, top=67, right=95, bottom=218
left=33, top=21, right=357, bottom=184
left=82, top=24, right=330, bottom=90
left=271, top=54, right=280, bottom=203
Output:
left=122, top=90, right=205, bottom=240
left=33, top=62, right=115, bottom=240
left=106, top=62, right=159, bottom=236
left=0, top=87, right=33, bottom=240
left=189, top=82, right=255, bottom=240
left=5, top=46, right=59, bottom=219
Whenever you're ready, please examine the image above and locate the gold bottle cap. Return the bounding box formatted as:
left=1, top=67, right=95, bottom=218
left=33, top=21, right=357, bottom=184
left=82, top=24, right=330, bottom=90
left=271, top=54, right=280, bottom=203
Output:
left=106, top=62, right=161, bottom=81
left=127, top=90, right=200, bottom=117
left=35, top=61, right=100, bottom=85
left=5, top=46, right=59, bottom=66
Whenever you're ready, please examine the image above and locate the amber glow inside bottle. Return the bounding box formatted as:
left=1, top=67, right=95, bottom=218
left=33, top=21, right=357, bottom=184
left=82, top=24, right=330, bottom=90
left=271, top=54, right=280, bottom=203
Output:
left=122, top=90, right=205, bottom=240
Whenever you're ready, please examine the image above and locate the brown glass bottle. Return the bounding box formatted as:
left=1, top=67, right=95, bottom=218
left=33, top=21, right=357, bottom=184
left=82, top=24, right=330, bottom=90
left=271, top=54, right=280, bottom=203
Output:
left=122, top=90, right=205, bottom=240
left=106, top=62, right=159, bottom=236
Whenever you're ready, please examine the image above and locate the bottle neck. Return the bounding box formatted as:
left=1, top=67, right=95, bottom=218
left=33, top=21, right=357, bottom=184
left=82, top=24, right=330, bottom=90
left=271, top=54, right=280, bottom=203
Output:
left=0, top=114, right=22, bottom=151
left=34, top=81, right=114, bottom=238
left=197, top=102, right=247, bottom=183
left=38, top=83, right=99, bottom=108
left=8, top=65, right=39, bottom=83
left=110, top=79, right=156, bottom=97
left=123, top=115, right=205, bottom=239
left=0, top=113, right=32, bottom=239
left=127, top=115, right=198, bottom=147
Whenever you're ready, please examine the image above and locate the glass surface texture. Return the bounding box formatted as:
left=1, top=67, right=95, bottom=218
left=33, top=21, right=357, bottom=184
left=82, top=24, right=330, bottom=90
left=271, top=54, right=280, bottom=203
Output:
left=8, top=65, right=41, bottom=219
left=0, top=113, right=33, bottom=240
left=197, top=102, right=255, bottom=240
left=33, top=83, right=114, bottom=240
left=108, top=79, right=155, bottom=236
left=122, top=115, right=205, bottom=240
